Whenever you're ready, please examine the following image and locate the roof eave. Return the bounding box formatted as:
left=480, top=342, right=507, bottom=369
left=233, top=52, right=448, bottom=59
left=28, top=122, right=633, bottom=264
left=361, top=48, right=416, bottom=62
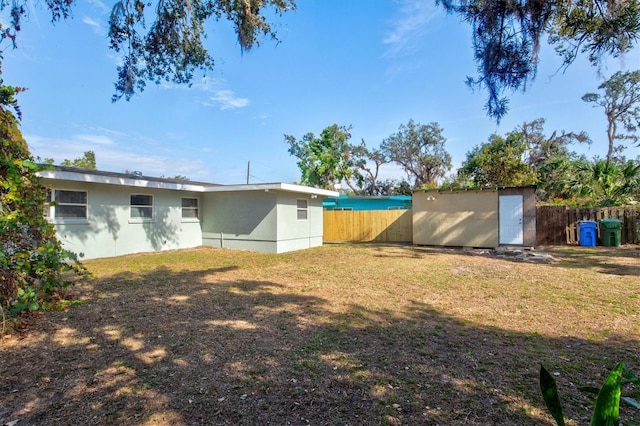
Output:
left=202, top=182, right=339, bottom=197
left=37, top=170, right=339, bottom=197
left=37, top=170, right=208, bottom=192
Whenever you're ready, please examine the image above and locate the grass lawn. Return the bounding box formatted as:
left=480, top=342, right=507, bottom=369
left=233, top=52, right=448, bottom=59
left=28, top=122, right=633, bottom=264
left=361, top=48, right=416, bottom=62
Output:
left=1, top=244, right=639, bottom=425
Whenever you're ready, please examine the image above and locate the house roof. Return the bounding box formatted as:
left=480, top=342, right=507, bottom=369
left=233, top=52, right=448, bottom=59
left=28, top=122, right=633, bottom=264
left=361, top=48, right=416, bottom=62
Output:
left=37, top=166, right=339, bottom=197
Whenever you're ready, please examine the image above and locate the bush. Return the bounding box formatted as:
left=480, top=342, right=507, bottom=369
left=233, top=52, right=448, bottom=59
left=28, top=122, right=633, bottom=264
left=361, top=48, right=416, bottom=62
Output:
left=0, top=85, right=86, bottom=317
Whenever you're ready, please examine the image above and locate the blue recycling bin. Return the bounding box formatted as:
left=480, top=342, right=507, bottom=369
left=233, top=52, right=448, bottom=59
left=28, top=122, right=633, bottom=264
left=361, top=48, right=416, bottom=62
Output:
left=578, top=220, right=597, bottom=246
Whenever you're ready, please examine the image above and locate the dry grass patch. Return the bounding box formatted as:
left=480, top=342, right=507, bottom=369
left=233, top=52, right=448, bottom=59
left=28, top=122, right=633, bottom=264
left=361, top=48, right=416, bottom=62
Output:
left=1, top=244, right=638, bottom=425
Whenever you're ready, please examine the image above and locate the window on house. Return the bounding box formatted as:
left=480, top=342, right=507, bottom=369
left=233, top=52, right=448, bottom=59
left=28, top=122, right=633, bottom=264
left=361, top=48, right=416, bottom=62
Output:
left=388, top=206, right=403, bottom=210
left=48, top=190, right=88, bottom=219
left=130, top=194, right=153, bottom=219
left=181, top=197, right=199, bottom=219
left=297, top=199, right=308, bottom=220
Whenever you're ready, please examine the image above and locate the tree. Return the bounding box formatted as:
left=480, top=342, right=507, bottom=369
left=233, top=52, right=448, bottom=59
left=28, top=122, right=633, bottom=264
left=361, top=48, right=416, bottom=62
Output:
left=518, top=118, right=590, bottom=171
left=285, top=129, right=411, bottom=195
left=285, top=125, right=354, bottom=190
left=380, top=120, right=452, bottom=189
left=514, top=118, right=591, bottom=200
left=438, top=0, right=640, bottom=120
left=458, top=131, right=537, bottom=187
left=346, top=142, right=392, bottom=195
left=0, top=86, right=85, bottom=314
left=564, top=158, right=640, bottom=205
left=582, top=70, right=640, bottom=164
left=1, top=1, right=296, bottom=101
left=60, top=151, right=97, bottom=170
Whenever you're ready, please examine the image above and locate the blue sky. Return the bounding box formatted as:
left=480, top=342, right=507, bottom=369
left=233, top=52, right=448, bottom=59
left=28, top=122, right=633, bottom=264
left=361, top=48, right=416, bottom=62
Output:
left=4, top=0, right=639, bottom=185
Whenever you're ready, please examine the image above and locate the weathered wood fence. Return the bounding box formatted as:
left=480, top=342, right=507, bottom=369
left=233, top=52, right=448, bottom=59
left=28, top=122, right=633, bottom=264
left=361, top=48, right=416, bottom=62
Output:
left=323, top=210, right=413, bottom=242
left=536, top=205, right=639, bottom=245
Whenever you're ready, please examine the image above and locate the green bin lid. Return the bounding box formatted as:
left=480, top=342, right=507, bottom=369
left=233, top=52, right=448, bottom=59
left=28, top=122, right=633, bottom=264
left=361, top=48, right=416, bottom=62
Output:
left=598, top=218, right=622, bottom=229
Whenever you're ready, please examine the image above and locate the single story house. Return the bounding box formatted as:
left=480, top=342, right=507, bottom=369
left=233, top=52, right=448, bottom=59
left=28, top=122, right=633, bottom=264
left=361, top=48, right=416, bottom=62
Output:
left=323, top=195, right=412, bottom=211
left=37, top=166, right=338, bottom=259
left=413, top=186, right=536, bottom=248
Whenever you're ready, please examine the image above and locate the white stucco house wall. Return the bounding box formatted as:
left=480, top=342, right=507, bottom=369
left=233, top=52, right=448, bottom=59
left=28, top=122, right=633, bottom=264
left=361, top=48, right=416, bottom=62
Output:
left=37, top=167, right=338, bottom=259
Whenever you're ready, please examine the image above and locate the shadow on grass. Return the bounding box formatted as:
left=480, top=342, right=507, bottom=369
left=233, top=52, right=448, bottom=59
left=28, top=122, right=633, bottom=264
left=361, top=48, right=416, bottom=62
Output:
left=1, top=261, right=639, bottom=425
left=368, top=242, right=640, bottom=277
left=541, top=246, right=640, bottom=277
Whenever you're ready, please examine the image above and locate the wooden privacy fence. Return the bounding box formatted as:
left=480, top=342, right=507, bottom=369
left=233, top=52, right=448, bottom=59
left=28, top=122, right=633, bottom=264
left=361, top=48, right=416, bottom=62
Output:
left=324, top=206, right=638, bottom=245
left=323, top=210, right=413, bottom=243
left=537, top=205, right=639, bottom=245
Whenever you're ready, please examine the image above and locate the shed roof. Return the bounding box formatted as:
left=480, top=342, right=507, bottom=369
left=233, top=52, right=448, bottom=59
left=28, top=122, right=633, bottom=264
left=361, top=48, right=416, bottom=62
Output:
left=413, top=185, right=536, bottom=193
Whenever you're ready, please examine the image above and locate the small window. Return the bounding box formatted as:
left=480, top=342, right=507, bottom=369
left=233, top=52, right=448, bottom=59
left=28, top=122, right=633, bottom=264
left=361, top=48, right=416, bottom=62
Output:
left=45, top=191, right=52, bottom=217
left=388, top=206, right=403, bottom=210
left=181, top=197, right=199, bottom=219
left=336, top=207, right=353, bottom=211
left=297, top=199, right=308, bottom=220
left=49, top=190, right=88, bottom=219
left=130, top=194, right=153, bottom=219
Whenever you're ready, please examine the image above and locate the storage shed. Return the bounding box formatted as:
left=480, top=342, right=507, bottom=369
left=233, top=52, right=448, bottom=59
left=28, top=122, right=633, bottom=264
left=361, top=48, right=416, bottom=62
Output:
left=413, top=186, right=536, bottom=248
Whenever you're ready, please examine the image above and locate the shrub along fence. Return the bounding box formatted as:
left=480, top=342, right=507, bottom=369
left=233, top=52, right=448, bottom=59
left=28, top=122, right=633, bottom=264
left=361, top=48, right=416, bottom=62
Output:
left=323, top=210, right=413, bottom=243
left=536, top=205, right=639, bottom=245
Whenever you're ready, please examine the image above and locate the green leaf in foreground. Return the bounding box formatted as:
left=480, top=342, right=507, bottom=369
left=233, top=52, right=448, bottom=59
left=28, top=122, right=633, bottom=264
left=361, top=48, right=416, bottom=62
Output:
left=540, top=365, right=566, bottom=426
left=590, top=361, right=623, bottom=426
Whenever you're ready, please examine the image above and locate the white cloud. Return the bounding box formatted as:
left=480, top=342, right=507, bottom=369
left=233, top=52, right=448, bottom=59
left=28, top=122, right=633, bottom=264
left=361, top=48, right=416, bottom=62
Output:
left=82, top=16, right=104, bottom=36
left=156, top=76, right=251, bottom=112
left=88, top=0, right=109, bottom=13
left=26, top=132, right=212, bottom=182
left=383, top=0, right=441, bottom=57
left=205, top=90, right=250, bottom=110
left=75, top=134, right=114, bottom=145
left=97, top=150, right=210, bottom=180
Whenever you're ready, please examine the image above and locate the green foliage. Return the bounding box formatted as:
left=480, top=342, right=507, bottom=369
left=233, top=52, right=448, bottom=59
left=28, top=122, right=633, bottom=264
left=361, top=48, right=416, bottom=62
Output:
left=0, top=1, right=296, bottom=101
left=519, top=118, right=590, bottom=171
left=438, top=0, right=640, bottom=120
left=380, top=119, right=452, bottom=189
left=458, top=132, right=537, bottom=187
left=0, top=85, right=86, bottom=316
left=549, top=158, right=640, bottom=206
left=12, top=286, right=39, bottom=313
left=540, top=362, right=640, bottom=425
left=517, top=118, right=591, bottom=202
left=60, top=150, right=97, bottom=170
left=540, top=365, right=566, bottom=426
left=590, top=362, right=623, bottom=426
left=582, top=70, right=640, bottom=163
left=108, top=0, right=296, bottom=101
left=285, top=125, right=413, bottom=195
left=285, top=124, right=355, bottom=190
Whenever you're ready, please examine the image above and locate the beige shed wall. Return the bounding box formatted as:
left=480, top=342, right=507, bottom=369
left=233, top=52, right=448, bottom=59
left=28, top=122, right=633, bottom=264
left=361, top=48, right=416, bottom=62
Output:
left=413, top=189, right=499, bottom=248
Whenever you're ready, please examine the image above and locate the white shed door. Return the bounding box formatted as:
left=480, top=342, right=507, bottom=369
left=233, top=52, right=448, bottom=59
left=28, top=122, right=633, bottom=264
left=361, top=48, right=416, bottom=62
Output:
left=499, top=195, right=523, bottom=245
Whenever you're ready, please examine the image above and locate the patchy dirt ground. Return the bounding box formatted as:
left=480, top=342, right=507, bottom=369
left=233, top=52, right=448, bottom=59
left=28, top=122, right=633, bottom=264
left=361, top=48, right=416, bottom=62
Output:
left=1, top=244, right=639, bottom=425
